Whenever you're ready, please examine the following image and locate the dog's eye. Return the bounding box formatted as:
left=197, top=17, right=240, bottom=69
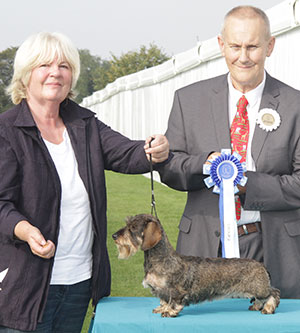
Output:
left=129, top=225, right=138, bottom=233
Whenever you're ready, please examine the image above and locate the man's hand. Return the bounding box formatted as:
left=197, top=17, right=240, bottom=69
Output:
left=237, top=184, right=246, bottom=195
left=14, top=220, right=55, bottom=259
left=205, top=152, right=221, bottom=164
left=144, top=134, right=169, bottom=163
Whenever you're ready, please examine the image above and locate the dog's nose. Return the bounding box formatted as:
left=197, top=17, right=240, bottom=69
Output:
left=112, top=233, right=118, bottom=240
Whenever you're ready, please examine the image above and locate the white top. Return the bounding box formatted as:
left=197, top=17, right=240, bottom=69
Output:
left=44, top=129, right=94, bottom=285
left=228, top=72, right=266, bottom=224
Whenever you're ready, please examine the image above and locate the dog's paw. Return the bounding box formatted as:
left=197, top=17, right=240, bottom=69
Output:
left=261, top=308, right=275, bottom=315
left=249, top=304, right=262, bottom=311
left=152, top=306, right=163, bottom=314
left=261, top=295, right=278, bottom=314
left=161, top=311, right=178, bottom=318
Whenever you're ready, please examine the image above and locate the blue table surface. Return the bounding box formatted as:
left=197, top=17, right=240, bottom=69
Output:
left=90, top=297, right=300, bottom=333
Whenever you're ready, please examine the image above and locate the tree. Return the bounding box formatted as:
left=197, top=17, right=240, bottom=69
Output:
left=92, top=60, right=111, bottom=91
left=0, top=47, right=17, bottom=113
left=95, top=43, right=169, bottom=89
left=75, top=49, right=110, bottom=103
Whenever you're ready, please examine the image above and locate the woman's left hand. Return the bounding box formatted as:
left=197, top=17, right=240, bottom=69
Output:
left=144, top=134, right=169, bottom=163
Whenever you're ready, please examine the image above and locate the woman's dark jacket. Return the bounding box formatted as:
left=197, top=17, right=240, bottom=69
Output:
left=0, top=99, right=152, bottom=331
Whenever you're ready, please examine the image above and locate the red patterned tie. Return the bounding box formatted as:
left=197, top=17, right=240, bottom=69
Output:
left=230, top=95, right=249, bottom=220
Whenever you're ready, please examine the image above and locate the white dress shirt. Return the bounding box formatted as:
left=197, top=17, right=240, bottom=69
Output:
left=227, top=72, right=266, bottom=225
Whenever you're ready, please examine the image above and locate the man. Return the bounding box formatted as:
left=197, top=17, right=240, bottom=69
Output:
left=159, top=6, right=300, bottom=298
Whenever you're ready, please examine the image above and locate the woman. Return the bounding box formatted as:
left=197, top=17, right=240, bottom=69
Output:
left=0, top=32, right=169, bottom=332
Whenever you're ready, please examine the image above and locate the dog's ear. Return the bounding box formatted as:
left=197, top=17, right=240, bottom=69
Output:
left=125, top=216, right=132, bottom=225
left=141, top=221, right=162, bottom=251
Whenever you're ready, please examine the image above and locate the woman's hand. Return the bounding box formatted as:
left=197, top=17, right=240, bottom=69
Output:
left=14, top=220, right=55, bottom=259
left=144, top=134, right=169, bottom=163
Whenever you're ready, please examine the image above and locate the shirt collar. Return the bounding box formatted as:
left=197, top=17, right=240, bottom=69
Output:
left=13, top=99, right=95, bottom=128
left=227, top=71, right=266, bottom=107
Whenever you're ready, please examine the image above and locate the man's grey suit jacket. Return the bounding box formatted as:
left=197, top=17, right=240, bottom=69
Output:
left=159, top=73, right=300, bottom=298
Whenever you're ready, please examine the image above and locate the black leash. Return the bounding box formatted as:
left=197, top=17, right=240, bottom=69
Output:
left=149, top=138, right=158, bottom=219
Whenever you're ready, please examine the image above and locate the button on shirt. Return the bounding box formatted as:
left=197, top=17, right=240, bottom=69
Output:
left=227, top=72, right=266, bottom=224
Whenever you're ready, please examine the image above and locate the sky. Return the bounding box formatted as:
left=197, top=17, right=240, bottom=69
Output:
left=1, top=0, right=283, bottom=59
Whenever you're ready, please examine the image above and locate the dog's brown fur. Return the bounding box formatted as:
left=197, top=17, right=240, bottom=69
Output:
left=112, top=214, right=280, bottom=317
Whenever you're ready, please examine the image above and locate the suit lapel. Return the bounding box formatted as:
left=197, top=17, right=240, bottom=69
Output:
left=251, top=74, right=280, bottom=163
left=211, top=76, right=231, bottom=150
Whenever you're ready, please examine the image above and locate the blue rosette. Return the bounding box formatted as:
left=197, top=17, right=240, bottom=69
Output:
left=203, top=149, right=247, bottom=194
left=203, top=149, right=247, bottom=258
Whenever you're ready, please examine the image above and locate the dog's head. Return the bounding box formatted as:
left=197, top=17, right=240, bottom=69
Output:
left=112, top=214, right=162, bottom=259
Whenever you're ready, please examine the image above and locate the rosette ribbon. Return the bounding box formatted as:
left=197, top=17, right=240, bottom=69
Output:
left=203, top=149, right=247, bottom=258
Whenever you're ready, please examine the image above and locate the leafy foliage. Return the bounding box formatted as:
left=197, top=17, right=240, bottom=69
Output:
left=0, top=47, right=17, bottom=113
left=95, top=44, right=169, bottom=89
left=76, top=44, right=169, bottom=100
left=75, top=49, right=111, bottom=103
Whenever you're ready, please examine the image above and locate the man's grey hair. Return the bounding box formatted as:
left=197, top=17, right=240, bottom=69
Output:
left=221, top=6, right=271, bottom=40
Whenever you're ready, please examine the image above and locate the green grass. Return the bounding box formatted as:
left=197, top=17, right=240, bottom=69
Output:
left=81, top=171, right=186, bottom=332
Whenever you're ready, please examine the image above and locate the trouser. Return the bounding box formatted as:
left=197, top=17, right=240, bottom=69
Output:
left=0, top=278, right=91, bottom=333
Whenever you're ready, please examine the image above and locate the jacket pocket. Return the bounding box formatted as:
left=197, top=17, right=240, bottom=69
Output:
left=178, top=215, right=192, bottom=234
left=284, top=220, right=300, bottom=237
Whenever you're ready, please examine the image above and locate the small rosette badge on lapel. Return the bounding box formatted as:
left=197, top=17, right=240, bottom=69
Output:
left=203, top=149, right=247, bottom=258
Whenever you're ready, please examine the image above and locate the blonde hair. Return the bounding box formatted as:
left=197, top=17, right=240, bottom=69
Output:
left=7, top=32, right=80, bottom=104
left=221, top=6, right=271, bottom=40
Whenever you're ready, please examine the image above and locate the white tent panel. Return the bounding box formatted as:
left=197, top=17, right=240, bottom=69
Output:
left=174, top=44, right=202, bottom=74
left=266, top=0, right=297, bottom=35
